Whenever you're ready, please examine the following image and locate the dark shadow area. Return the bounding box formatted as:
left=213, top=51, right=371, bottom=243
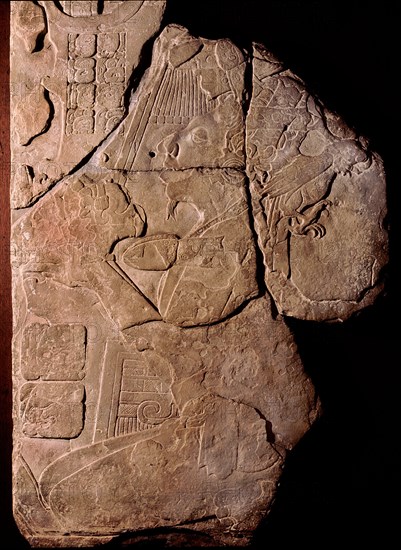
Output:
left=2, top=0, right=399, bottom=548
left=162, top=2, right=400, bottom=546
left=252, top=296, right=400, bottom=547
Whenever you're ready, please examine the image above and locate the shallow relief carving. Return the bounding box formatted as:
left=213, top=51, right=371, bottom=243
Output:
left=246, top=45, right=388, bottom=321
left=11, top=5, right=388, bottom=549
left=10, top=0, right=167, bottom=208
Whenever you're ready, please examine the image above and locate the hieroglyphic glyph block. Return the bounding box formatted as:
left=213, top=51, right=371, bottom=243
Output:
left=11, top=5, right=388, bottom=548
left=21, top=324, right=86, bottom=381
left=10, top=1, right=166, bottom=208
left=20, top=382, right=85, bottom=439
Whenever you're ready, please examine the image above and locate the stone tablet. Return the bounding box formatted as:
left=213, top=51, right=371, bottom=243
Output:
left=10, top=3, right=388, bottom=548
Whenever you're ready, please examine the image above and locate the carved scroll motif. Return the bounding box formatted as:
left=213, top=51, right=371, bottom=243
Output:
left=246, top=44, right=388, bottom=321
left=95, top=342, right=177, bottom=440
left=10, top=6, right=387, bottom=548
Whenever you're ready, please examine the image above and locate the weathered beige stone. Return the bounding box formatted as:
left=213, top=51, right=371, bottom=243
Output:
left=10, top=4, right=388, bottom=548
left=21, top=324, right=86, bottom=381
left=99, top=25, right=246, bottom=171
left=14, top=294, right=317, bottom=547
left=20, top=382, right=85, bottom=439
left=246, top=44, right=388, bottom=321
left=10, top=0, right=166, bottom=208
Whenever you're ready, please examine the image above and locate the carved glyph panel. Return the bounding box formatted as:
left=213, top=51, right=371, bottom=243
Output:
left=20, top=382, right=85, bottom=439
left=10, top=1, right=166, bottom=208
left=21, top=323, right=86, bottom=381
left=11, top=4, right=388, bottom=548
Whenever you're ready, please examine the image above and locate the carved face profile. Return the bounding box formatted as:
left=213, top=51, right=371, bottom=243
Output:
left=10, top=5, right=388, bottom=548
left=157, top=98, right=242, bottom=168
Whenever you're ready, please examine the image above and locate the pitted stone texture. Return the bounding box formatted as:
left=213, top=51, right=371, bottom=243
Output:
left=21, top=324, right=86, bottom=381
left=12, top=167, right=258, bottom=330
left=10, top=0, right=166, bottom=208
left=98, top=25, right=246, bottom=172
left=20, top=382, right=85, bottom=439
left=14, top=296, right=318, bottom=547
left=11, top=9, right=387, bottom=549
left=246, top=44, right=388, bottom=321
left=114, top=168, right=259, bottom=326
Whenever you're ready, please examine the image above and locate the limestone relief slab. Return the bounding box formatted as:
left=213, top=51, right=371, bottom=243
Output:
left=11, top=3, right=388, bottom=548
left=11, top=0, right=166, bottom=208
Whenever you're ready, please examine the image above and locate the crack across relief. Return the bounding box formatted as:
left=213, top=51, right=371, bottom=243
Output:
left=10, top=7, right=388, bottom=548
left=245, top=43, right=388, bottom=320
left=10, top=0, right=167, bottom=209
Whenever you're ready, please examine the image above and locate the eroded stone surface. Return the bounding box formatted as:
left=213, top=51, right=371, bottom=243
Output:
left=13, top=294, right=317, bottom=547
left=246, top=44, right=388, bottom=321
left=20, top=382, right=85, bottom=439
left=21, top=324, right=86, bottom=381
left=10, top=0, right=166, bottom=208
left=11, top=5, right=388, bottom=548
left=99, top=25, right=246, bottom=171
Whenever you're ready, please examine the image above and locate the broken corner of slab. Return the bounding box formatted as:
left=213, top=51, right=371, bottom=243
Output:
left=246, top=42, right=388, bottom=321
left=11, top=4, right=388, bottom=548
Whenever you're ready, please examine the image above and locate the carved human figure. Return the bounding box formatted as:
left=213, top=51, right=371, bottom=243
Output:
left=11, top=9, right=387, bottom=549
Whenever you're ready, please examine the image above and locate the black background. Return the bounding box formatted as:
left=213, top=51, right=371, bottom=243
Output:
left=1, top=1, right=399, bottom=548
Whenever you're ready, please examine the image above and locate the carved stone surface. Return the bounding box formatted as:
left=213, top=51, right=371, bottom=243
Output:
left=10, top=0, right=166, bottom=208
left=246, top=44, right=388, bottom=321
left=11, top=3, right=388, bottom=548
